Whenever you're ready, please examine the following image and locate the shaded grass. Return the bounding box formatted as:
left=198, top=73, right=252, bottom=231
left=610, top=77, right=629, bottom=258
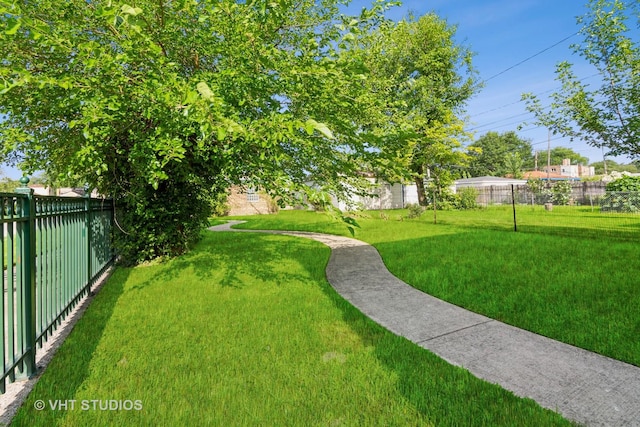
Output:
left=12, top=231, right=571, bottom=426
left=231, top=209, right=640, bottom=367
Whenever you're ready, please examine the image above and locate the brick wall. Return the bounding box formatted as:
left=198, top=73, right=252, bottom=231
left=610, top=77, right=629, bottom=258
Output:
left=227, top=187, right=272, bottom=216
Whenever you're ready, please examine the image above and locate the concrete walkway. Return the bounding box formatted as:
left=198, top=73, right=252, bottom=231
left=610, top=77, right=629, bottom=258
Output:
left=210, top=221, right=640, bottom=427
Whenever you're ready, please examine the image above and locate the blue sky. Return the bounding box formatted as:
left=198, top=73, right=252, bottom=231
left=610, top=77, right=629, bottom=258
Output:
left=347, top=0, right=636, bottom=166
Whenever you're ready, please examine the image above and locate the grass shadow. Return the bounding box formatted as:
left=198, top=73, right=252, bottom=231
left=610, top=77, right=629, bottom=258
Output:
left=10, top=268, right=130, bottom=427
left=126, top=231, right=318, bottom=291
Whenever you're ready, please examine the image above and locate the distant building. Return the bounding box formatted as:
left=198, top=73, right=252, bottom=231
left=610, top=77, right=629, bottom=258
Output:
left=226, top=186, right=274, bottom=216
left=542, top=159, right=594, bottom=179
left=522, top=171, right=574, bottom=181
left=29, top=186, right=100, bottom=197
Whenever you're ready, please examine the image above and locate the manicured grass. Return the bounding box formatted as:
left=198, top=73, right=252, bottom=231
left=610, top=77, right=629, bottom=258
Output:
left=232, top=209, right=640, bottom=367
left=11, top=231, right=572, bottom=426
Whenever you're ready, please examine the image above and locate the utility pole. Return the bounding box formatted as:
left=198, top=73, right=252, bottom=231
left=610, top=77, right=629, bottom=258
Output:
left=546, top=130, right=551, bottom=181
left=534, top=150, right=538, bottom=171
left=602, top=146, right=608, bottom=175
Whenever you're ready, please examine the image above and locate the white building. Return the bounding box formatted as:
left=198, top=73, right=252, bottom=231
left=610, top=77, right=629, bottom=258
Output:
left=331, top=178, right=419, bottom=211
left=542, top=159, right=595, bottom=178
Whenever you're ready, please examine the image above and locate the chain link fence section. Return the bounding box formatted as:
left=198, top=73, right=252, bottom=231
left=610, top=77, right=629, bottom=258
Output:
left=463, top=183, right=639, bottom=241
left=471, top=182, right=608, bottom=209
left=600, top=191, right=640, bottom=213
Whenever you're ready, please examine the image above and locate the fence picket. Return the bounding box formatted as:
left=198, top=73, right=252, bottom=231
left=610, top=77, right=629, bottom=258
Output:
left=0, top=183, right=115, bottom=393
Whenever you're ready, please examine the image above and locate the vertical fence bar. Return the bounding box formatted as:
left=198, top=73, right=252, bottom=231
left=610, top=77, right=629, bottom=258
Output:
left=511, top=184, right=518, bottom=232
left=2, top=185, right=115, bottom=393
left=1, top=206, right=5, bottom=393
left=86, top=194, right=92, bottom=293
left=6, top=204, right=15, bottom=383
left=15, top=179, right=36, bottom=379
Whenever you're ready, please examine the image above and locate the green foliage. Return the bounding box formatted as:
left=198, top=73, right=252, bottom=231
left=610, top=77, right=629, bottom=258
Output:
left=591, top=160, right=639, bottom=174
left=527, top=178, right=553, bottom=204
left=455, top=187, right=479, bottom=210
left=0, top=0, right=408, bottom=263
left=602, top=175, right=640, bottom=212
left=548, top=147, right=589, bottom=166
left=551, top=180, right=573, bottom=205
left=210, top=192, right=230, bottom=217
left=527, top=179, right=573, bottom=206
left=361, top=14, right=480, bottom=204
left=605, top=175, right=640, bottom=191
left=468, top=131, right=534, bottom=177
left=523, top=0, right=640, bottom=158
left=405, top=203, right=425, bottom=219
left=503, top=152, right=524, bottom=179
left=0, top=176, right=20, bottom=193
left=600, top=192, right=640, bottom=213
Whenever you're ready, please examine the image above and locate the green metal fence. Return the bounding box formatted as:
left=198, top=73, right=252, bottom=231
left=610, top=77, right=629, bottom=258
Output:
left=1, top=185, right=115, bottom=393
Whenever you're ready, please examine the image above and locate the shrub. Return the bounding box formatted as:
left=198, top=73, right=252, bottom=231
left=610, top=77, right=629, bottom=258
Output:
left=551, top=180, right=573, bottom=205
left=210, top=192, right=230, bottom=217
left=405, top=203, right=425, bottom=219
left=600, top=192, right=640, bottom=213
left=527, top=178, right=552, bottom=204
left=455, top=187, right=478, bottom=210
left=606, top=175, right=640, bottom=192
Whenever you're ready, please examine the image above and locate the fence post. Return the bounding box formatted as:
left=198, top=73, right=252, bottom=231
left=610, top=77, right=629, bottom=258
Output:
left=511, top=184, right=517, bottom=232
left=15, top=176, right=37, bottom=379
left=85, top=189, right=92, bottom=293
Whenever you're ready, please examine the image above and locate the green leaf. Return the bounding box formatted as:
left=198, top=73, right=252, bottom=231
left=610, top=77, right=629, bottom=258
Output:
left=196, top=82, right=215, bottom=101
left=305, top=119, right=334, bottom=140
left=5, top=18, right=20, bottom=35
left=216, top=127, right=227, bottom=141
left=120, top=5, right=143, bottom=16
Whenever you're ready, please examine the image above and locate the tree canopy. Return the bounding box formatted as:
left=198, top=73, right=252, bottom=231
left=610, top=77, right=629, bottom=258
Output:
left=0, top=0, right=409, bottom=263
left=523, top=0, right=640, bottom=159
left=467, top=131, right=533, bottom=177
left=547, top=147, right=589, bottom=166
left=358, top=13, right=480, bottom=204
left=591, top=159, right=639, bottom=174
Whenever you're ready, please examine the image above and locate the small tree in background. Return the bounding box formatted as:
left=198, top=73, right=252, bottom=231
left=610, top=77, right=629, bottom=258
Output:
left=467, top=131, right=534, bottom=177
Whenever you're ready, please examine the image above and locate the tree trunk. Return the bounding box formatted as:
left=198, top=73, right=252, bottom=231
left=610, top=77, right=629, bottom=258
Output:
left=414, top=176, right=428, bottom=206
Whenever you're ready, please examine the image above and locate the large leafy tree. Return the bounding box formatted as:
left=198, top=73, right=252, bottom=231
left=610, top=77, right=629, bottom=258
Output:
left=467, top=131, right=534, bottom=177
left=360, top=13, right=479, bottom=205
left=0, top=0, right=401, bottom=264
left=523, top=0, right=640, bottom=159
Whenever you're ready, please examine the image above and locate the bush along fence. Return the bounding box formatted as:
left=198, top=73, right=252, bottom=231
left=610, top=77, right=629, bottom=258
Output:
left=1, top=177, right=115, bottom=393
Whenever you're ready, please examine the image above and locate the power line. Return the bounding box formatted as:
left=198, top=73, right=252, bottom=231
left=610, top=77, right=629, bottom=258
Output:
left=469, top=73, right=600, bottom=121
left=483, top=32, right=579, bottom=83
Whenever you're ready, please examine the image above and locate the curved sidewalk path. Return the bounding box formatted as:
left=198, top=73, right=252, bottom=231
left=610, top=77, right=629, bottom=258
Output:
left=210, top=221, right=640, bottom=427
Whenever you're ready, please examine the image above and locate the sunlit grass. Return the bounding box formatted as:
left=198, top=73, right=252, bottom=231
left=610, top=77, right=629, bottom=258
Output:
left=11, top=231, right=571, bottom=426
left=232, top=209, right=640, bottom=366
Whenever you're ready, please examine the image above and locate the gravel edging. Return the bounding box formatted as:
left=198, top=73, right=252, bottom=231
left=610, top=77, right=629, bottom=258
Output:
left=0, top=266, right=115, bottom=426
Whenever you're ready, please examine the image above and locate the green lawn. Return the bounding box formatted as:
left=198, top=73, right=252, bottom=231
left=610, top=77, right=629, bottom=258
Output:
left=11, top=230, right=572, bottom=426
left=233, top=208, right=640, bottom=367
